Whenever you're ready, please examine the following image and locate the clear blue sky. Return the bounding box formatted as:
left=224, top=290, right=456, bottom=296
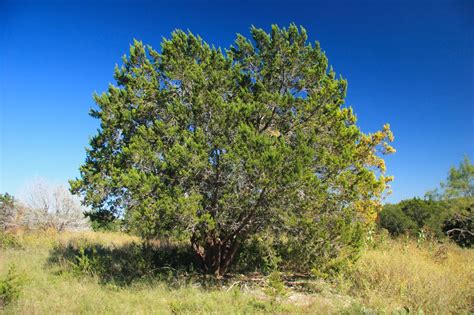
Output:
left=1, top=0, right=473, bottom=203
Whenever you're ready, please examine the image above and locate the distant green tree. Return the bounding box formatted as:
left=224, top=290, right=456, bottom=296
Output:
left=400, top=198, right=447, bottom=230
left=382, top=157, right=474, bottom=244
left=380, top=203, right=417, bottom=236
left=381, top=198, right=452, bottom=237
left=380, top=198, right=452, bottom=237
left=427, top=156, right=474, bottom=246
left=426, top=156, right=474, bottom=200
left=70, top=24, right=394, bottom=276
left=443, top=156, right=474, bottom=198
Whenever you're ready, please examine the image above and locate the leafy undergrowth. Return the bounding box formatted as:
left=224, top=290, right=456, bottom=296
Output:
left=0, top=230, right=472, bottom=314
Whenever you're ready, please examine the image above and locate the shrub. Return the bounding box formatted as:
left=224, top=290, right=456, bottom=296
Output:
left=236, top=231, right=281, bottom=274
left=278, top=209, right=365, bottom=277
left=442, top=201, right=473, bottom=247
left=381, top=195, right=474, bottom=247
left=237, top=208, right=365, bottom=277
left=264, top=271, right=288, bottom=299
left=0, top=232, right=22, bottom=249
left=0, top=265, right=23, bottom=309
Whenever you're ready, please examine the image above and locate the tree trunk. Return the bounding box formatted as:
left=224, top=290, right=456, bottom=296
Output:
left=191, top=234, right=240, bottom=277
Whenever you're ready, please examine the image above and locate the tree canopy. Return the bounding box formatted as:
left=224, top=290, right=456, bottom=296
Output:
left=71, top=24, right=394, bottom=276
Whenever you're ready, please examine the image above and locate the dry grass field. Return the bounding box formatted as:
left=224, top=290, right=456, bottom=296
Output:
left=1, top=230, right=472, bottom=314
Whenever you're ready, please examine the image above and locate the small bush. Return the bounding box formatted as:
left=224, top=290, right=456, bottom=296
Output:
left=0, top=265, right=23, bottom=309
left=366, top=227, right=390, bottom=250
left=236, top=232, right=281, bottom=274
left=264, top=271, right=288, bottom=299
left=0, top=232, right=22, bottom=249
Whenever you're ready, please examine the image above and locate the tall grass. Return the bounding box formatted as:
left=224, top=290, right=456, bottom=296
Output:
left=0, top=230, right=472, bottom=314
left=349, top=239, right=473, bottom=313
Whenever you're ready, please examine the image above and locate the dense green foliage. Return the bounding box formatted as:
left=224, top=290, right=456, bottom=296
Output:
left=71, top=24, right=394, bottom=276
left=380, top=203, right=417, bottom=236
left=380, top=198, right=446, bottom=237
left=84, top=209, right=121, bottom=232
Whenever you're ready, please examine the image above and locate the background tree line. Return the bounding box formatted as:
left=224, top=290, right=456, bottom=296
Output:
left=379, top=156, right=473, bottom=247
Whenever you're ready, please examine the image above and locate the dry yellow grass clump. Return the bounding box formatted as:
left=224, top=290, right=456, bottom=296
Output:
left=350, top=239, right=474, bottom=313
left=12, top=229, right=139, bottom=248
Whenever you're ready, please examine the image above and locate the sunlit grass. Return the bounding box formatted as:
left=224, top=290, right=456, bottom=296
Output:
left=349, top=239, right=473, bottom=313
left=1, top=230, right=472, bottom=314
